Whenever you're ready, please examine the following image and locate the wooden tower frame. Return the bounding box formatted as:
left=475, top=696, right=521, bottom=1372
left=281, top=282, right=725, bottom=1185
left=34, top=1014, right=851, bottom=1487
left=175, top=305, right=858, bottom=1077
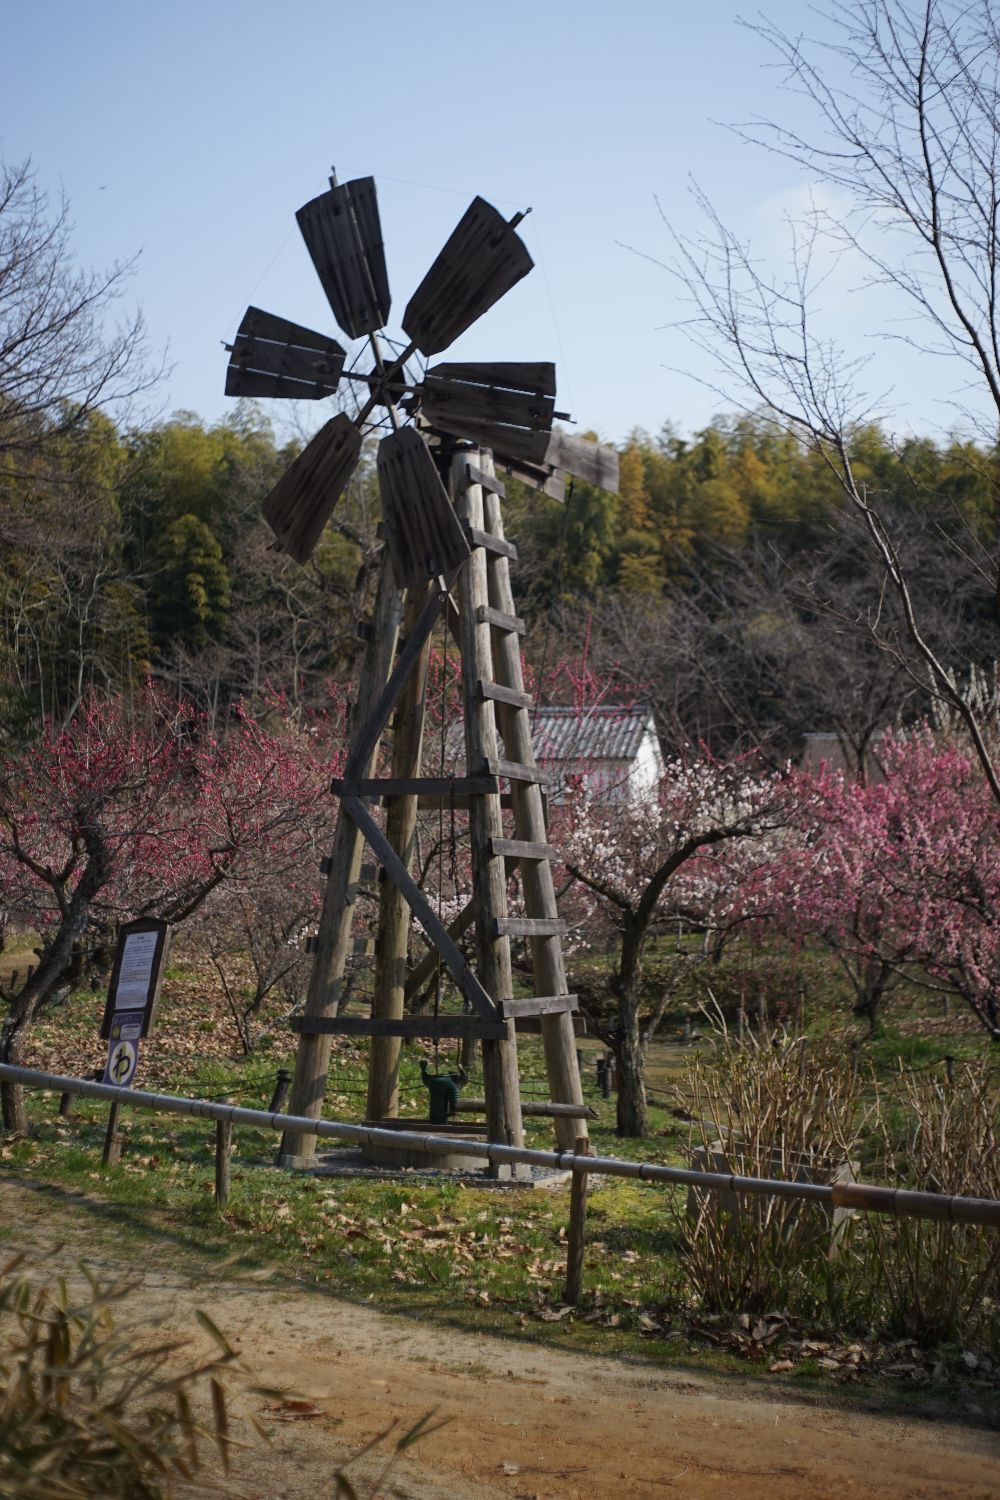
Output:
left=220, top=171, right=618, bottom=1172
left=280, top=445, right=587, bottom=1170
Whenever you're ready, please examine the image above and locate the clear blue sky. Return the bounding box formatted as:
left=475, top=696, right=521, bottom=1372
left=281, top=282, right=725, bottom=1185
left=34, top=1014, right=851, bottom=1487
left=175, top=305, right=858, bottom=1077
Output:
left=2, top=1, right=968, bottom=446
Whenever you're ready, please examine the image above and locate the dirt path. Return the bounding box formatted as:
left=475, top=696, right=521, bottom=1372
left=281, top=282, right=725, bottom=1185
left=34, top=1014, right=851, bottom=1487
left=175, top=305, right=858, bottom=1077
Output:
left=3, top=1176, right=998, bottom=1500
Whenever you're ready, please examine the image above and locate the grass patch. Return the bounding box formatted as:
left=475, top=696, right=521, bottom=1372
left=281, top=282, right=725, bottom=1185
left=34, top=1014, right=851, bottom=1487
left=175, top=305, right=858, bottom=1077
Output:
left=3, top=958, right=998, bottom=1425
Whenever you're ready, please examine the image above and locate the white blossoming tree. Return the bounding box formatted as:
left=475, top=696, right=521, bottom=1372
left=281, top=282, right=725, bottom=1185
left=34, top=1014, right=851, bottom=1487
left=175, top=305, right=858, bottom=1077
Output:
left=560, top=753, right=793, bottom=1136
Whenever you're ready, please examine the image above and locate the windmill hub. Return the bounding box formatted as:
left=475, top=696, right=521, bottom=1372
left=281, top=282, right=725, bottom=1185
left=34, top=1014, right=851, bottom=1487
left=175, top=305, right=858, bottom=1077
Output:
left=366, top=361, right=410, bottom=415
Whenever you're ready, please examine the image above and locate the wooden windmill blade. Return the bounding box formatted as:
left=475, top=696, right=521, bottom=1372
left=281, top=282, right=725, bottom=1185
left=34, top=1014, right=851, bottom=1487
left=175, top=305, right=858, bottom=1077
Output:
left=416, top=361, right=556, bottom=464
left=429, top=361, right=556, bottom=398
left=495, top=454, right=568, bottom=502
left=262, top=413, right=362, bottom=564
left=225, top=307, right=346, bottom=400
left=494, top=434, right=620, bottom=501
left=297, top=176, right=391, bottom=339
left=545, top=431, right=620, bottom=493
left=402, top=198, right=533, bottom=356
left=376, top=427, right=471, bottom=587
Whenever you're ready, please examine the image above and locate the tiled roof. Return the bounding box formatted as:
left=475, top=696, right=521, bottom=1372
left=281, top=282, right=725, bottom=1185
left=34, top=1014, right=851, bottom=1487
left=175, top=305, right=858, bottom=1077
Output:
left=529, top=704, right=654, bottom=763
left=443, top=703, right=656, bottom=766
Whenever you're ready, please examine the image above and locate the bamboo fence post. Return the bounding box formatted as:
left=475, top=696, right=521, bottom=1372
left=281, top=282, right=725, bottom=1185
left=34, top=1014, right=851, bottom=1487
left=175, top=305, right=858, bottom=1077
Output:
left=563, top=1136, right=591, bottom=1305
left=101, top=1101, right=122, bottom=1168
left=215, top=1099, right=233, bottom=1209
left=268, top=1069, right=291, bottom=1113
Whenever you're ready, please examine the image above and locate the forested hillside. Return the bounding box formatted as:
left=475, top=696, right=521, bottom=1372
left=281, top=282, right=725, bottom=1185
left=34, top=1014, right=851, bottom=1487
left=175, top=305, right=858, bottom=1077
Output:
left=3, top=396, right=997, bottom=768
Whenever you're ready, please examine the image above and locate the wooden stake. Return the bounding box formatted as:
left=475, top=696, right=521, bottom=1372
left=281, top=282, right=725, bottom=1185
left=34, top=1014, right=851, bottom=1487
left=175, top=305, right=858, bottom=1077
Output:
left=563, top=1136, right=591, bottom=1305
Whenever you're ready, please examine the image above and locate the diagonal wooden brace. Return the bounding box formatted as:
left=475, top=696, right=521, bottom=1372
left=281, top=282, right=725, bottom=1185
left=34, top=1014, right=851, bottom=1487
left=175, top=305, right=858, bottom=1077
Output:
left=345, top=578, right=451, bottom=780
left=340, top=793, right=499, bottom=1022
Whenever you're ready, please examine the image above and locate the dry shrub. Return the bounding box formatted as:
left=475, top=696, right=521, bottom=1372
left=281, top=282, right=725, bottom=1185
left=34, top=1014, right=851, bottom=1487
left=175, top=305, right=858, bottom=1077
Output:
left=0, top=1258, right=250, bottom=1499
left=866, top=1058, right=1000, bottom=1348
left=672, top=1031, right=1000, bottom=1352
left=673, top=1032, right=868, bottom=1318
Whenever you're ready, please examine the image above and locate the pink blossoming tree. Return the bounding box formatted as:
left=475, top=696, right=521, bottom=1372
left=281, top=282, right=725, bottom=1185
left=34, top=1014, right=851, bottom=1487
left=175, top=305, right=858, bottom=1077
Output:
left=0, top=687, right=335, bottom=1131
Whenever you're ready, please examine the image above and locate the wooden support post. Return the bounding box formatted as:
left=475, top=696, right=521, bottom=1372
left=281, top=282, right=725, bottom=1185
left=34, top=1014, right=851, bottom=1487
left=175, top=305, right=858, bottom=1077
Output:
left=281, top=560, right=403, bottom=1165
left=66, top=1067, right=103, bottom=1119
left=479, top=465, right=587, bottom=1150
left=367, top=582, right=432, bottom=1122
left=563, top=1137, right=591, bottom=1305
left=453, top=451, right=524, bottom=1170
left=215, top=1104, right=233, bottom=1209
left=101, top=1100, right=122, bottom=1168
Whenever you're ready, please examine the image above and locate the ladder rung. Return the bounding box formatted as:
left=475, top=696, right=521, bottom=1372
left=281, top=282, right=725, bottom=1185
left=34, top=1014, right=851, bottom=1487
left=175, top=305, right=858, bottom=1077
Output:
left=419, top=793, right=515, bottom=810
left=476, top=605, right=525, bottom=636
left=462, top=523, right=518, bottom=560
left=491, top=917, right=568, bottom=938
left=486, top=757, right=549, bottom=785
left=479, top=679, right=533, bottom=710
left=466, top=462, right=506, bottom=498
left=515, top=1015, right=588, bottom=1036
left=290, top=1015, right=507, bottom=1040
left=489, top=836, right=558, bottom=861
left=332, top=775, right=498, bottom=799
left=500, top=995, right=579, bottom=1019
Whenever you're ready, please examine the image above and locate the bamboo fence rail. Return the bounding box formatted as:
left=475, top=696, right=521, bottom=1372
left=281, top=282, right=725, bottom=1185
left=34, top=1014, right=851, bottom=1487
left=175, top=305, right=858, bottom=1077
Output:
left=3, top=1063, right=999, bottom=1228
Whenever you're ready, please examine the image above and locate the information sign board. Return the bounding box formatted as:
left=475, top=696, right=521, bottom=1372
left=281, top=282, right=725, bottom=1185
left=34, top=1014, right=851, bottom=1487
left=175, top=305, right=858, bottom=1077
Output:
left=99, top=918, right=171, bottom=1041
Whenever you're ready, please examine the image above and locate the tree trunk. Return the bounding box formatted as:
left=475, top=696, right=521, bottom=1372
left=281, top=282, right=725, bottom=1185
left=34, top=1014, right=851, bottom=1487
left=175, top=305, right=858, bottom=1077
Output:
left=611, top=969, right=648, bottom=1137
left=850, top=956, right=892, bottom=1037
left=614, top=1019, right=648, bottom=1137
left=609, top=912, right=650, bottom=1137
left=0, top=824, right=108, bottom=1134
left=0, top=1020, right=28, bottom=1135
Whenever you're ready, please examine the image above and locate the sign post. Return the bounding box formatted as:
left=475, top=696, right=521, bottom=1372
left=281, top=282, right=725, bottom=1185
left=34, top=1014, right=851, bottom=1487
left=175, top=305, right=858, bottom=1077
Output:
left=99, top=919, right=170, bottom=1165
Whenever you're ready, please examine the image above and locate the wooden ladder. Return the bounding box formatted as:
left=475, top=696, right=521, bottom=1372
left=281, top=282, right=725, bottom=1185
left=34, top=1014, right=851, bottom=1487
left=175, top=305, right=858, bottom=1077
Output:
left=453, top=449, right=585, bottom=1150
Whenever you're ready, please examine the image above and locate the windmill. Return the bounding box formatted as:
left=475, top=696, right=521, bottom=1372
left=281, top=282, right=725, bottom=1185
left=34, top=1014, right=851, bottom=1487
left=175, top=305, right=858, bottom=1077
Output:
left=224, top=171, right=618, bottom=1173
left=225, top=172, right=617, bottom=574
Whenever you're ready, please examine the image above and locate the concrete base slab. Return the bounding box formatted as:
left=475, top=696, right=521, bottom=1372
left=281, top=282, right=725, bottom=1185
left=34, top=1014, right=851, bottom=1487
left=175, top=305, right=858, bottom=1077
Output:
left=276, top=1145, right=571, bottom=1189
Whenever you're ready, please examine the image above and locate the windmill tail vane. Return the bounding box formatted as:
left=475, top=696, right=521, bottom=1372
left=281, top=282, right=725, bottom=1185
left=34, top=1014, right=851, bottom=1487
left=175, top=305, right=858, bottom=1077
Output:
left=225, top=171, right=619, bottom=571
